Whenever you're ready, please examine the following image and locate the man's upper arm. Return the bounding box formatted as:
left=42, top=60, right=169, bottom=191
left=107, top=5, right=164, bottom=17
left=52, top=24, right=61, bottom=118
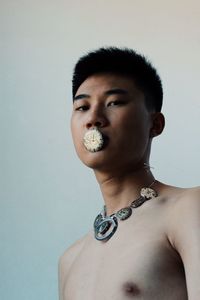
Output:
left=58, top=235, right=88, bottom=300
left=59, top=253, right=69, bottom=300
left=168, top=188, right=200, bottom=300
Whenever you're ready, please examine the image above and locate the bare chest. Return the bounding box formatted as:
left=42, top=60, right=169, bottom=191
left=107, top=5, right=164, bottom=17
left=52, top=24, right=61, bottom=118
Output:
left=64, top=217, right=187, bottom=300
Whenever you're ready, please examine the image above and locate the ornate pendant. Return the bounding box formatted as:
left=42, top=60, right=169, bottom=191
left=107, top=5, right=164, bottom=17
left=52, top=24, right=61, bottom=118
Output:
left=94, top=215, right=118, bottom=241
left=93, top=185, right=158, bottom=242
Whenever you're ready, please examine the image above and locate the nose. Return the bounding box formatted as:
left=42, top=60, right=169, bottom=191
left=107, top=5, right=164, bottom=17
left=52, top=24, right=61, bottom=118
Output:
left=86, top=108, right=108, bottom=129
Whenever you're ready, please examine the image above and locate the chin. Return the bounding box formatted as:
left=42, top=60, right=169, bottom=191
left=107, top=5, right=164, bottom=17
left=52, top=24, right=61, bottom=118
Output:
left=79, top=150, right=111, bottom=170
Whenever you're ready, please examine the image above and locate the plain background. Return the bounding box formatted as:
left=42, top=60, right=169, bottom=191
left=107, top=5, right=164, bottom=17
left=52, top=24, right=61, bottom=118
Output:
left=1, top=0, right=200, bottom=299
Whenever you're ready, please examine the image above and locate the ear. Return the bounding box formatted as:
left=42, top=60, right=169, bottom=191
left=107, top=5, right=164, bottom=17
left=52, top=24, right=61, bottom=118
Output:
left=150, top=112, right=165, bottom=138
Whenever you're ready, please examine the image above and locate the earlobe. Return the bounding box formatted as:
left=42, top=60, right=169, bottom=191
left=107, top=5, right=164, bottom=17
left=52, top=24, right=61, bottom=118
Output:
left=150, top=113, right=165, bottom=138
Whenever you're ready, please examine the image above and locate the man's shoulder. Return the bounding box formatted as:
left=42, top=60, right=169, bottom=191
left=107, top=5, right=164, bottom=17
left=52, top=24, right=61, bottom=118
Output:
left=164, top=184, right=200, bottom=247
left=58, top=232, right=93, bottom=298
left=159, top=182, right=200, bottom=207
left=59, top=232, right=92, bottom=276
left=173, top=185, right=200, bottom=216
left=157, top=183, right=200, bottom=229
left=59, top=232, right=91, bottom=266
left=182, top=185, right=200, bottom=199
left=168, top=185, right=200, bottom=207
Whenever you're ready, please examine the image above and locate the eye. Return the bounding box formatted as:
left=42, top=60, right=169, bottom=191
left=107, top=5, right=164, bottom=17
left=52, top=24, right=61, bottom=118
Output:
left=107, top=100, right=126, bottom=107
left=75, top=105, right=89, bottom=111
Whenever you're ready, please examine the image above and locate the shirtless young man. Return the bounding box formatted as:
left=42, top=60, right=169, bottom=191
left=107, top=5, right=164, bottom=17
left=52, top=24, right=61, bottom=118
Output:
left=59, top=47, right=200, bottom=300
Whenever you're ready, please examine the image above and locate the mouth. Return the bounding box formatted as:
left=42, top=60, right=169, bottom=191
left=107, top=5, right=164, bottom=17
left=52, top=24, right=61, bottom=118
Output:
left=83, top=128, right=109, bottom=153
left=101, top=134, right=109, bottom=149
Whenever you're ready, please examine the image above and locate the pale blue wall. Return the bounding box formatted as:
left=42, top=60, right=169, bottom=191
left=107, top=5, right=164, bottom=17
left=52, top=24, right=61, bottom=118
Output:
left=1, top=0, right=200, bottom=299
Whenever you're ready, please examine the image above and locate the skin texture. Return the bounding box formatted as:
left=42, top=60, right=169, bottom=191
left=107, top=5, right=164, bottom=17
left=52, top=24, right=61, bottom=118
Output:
left=59, top=73, right=200, bottom=299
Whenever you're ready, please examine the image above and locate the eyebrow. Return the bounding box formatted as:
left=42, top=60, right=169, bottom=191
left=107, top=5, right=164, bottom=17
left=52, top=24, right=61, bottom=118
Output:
left=73, top=88, right=128, bottom=101
left=73, top=94, right=90, bottom=101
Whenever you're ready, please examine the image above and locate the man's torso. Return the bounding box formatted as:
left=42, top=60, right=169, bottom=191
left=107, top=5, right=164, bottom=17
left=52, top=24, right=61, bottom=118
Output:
left=60, top=185, right=188, bottom=299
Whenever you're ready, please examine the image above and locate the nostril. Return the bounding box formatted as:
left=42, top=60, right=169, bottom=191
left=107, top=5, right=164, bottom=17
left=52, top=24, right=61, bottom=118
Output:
left=86, top=121, right=102, bottom=129
left=86, top=123, right=93, bottom=129
left=86, top=115, right=108, bottom=129
left=94, top=121, right=102, bottom=127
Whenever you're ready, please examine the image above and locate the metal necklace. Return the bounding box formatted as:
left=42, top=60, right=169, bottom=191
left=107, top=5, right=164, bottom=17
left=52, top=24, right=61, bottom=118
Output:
left=93, top=181, right=158, bottom=242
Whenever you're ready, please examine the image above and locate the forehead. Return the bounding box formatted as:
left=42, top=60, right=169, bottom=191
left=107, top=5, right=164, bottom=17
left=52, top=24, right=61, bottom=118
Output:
left=75, top=73, right=141, bottom=97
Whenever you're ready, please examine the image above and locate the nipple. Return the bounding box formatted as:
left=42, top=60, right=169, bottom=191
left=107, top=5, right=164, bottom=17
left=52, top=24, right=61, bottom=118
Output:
left=83, top=127, right=104, bottom=152
left=123, top=282, right=140, bottom=296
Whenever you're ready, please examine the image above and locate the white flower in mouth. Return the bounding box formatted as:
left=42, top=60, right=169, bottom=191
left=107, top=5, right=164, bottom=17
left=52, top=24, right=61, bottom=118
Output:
left=83, top=128, right=104, bottom=152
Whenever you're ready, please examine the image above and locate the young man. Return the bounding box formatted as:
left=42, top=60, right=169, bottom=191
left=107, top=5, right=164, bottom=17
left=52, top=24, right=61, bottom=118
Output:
left=59, top=47, right=200, bottom=299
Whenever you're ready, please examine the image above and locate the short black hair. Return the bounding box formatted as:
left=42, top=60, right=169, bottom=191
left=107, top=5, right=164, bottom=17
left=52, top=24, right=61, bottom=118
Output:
left=72, top=47, right=163, bottom=112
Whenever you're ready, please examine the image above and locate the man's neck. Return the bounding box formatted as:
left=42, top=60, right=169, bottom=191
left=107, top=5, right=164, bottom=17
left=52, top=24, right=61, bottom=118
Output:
left=94, top=165, right=155, bottom=216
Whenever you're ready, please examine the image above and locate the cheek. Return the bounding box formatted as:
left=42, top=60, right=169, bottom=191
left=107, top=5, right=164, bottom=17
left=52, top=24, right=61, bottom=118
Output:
left=113, top=112, right=143, bottom=134
left=70, top=117, right=86, bottom=159
left=71, top=118, right=81, bottom=147
left=116, top=113, right=150, bottom=150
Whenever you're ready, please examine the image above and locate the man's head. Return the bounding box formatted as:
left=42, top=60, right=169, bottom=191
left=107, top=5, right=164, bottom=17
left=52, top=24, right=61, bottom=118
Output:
left=72, top=47, right=163, bottom=112
left=71, top=47, right=165, bottom=172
